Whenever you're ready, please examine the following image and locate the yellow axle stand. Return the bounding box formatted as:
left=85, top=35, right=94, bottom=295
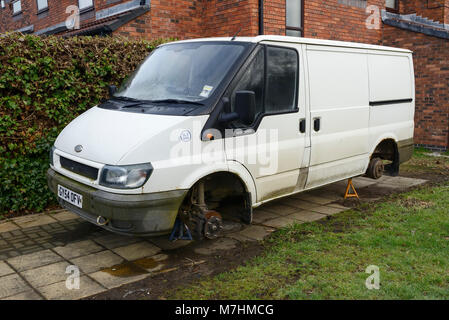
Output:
left=344, top=178, right=359, bottom=199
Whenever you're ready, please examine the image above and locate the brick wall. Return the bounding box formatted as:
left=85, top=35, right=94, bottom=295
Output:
left=115, top=0, right=204, bottom=40
left=383, top=25, right=449, bottom=150
left=303, top=0, right=385, bottom=44
left=400, top=0, right=449, bottom=24
left=0, top=0, right=137, bottom=34
left=201, top=0, right=259, bottom=37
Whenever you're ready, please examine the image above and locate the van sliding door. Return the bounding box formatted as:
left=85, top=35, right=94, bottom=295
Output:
left=305, top=46, right=370, bottom=189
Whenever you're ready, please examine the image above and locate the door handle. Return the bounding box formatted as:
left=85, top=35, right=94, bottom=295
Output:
left=299, top=119, right=306, bottom=133
left=313, top=118, right=321, bottom=132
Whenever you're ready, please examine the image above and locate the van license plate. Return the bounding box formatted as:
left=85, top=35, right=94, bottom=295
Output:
left=58, top=185, right=83, bottom=208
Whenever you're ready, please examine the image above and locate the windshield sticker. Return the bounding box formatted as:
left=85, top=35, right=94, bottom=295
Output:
left=199, top=85, right=213, bottom=98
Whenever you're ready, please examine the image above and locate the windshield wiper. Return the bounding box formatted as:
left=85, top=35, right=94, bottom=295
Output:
left=111, top=96, right=142, bottom=103
left=110, top=96, right=152, bottom=109
left=149, top=99, right=204, bottom=106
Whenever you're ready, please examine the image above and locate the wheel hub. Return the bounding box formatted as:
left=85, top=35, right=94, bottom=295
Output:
left=203, top=211, right=223, bottom=240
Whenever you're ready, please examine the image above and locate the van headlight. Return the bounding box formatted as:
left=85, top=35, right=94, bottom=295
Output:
left=99, top=163, right=153, bottom=189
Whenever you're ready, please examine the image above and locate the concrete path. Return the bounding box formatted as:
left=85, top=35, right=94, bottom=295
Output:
left=0, top=175, right=427, bottom=300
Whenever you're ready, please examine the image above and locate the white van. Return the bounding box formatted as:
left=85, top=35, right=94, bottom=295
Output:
left=47, top=36, right=415, bottom=240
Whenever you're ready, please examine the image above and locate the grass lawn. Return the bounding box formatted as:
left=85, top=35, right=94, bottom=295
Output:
left=169, top=151, right=449, bottom=300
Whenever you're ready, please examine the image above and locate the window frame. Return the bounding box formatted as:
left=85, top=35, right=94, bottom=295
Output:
left=12, top=0, right=22, bottom=16
left=36, top=0, right=48, bottom=14
left=226, top=44, right=300, bottom=133
left=78, top=0, right=95, bottom=13
left=385, top=0, right=399, bottom=13
left=285, top=0, right=304, bottom=37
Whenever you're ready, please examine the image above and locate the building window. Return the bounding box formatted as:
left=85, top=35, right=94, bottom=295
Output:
left=37, top=0, right=48, bottom=12
left=1, top=0, right=5, bottom=9
left=12, top=0, right=22, bottom=15
left=79, top=0, right=94, bottom=12
left=386, top=0, right=398, bottom=12
left=286, top=0, right=303, bottom=37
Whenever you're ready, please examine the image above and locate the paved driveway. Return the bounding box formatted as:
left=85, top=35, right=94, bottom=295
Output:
left=0, top=175, right=426, bottom=300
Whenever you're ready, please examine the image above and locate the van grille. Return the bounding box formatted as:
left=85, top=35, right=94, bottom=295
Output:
left=60, top=157, right=99, bottom=180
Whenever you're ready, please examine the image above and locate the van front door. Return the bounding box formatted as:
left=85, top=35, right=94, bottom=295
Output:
left=224, top=44, right=307, bottom=203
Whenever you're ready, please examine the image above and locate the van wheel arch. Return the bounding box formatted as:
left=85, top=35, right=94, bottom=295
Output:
left=179, top=172, right=253, bottom=239
left=368, top=139, right=400, bottom=177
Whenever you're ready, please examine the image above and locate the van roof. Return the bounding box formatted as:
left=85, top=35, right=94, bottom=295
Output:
left=170, top=35, right=413, bottom=54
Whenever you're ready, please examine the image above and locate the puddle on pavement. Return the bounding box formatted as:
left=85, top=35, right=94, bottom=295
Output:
left=134, top=257, right=164, bottom=272
left=101, top=257, right=165, bottom=278
left=101, top=262, right=148, bottom=278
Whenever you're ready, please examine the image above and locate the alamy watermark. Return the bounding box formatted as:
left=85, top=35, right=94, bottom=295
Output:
left=66, top=265, right=80, bottom=290
left=365, top=265, right=380, bottom=290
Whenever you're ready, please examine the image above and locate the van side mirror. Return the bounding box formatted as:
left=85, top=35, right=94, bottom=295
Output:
left=108, top=85, right=117, bottom=97
left=234, top=90, right=256, bottom=126
left=218, top=97, right=239, bottom=123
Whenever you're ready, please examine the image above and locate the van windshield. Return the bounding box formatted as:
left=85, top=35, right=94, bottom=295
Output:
left=114, top=42, right=247, bottom=103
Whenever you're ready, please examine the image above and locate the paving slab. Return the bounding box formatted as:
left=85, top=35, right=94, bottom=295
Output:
left=0, top=222, right=19, bottom=233
left=282, top=198, right=321, bottom=210
left=311, top=205, right=347, bottom=216
left=262, top=216, right=301, bottom=229
left=49, top=211, right=79, bottom=222
left=305, top=189, right=342, bottom=201
left=259, top=202, right=298, bottom=216
left=21, top=261, right=72, bottom=288
left=13, top=214, right=57, bottom=229
left=53, top=240, right=103, bottom=259
left=251, top=209, right=279, bottom=224
left=233, top=225, right=274, bottom=241
left=70, top=250, right=124, bottom=274
left=2, top=290, right=42, bottom=300
left=351, top=177, right=378, bottom=188
left=149, top=237, right=192, bottom=251
left=7, top=249, right=63, bottom=272
left=38, top=275, right=105, bottom=300
left=287, top=210, right=327, bottom=222
left=293, top=193, right=334, bottom=205
left=0, top=273, right=32, bottom=299
left=226, top=232, right=253, bottom=242
left=0, top=261, right=14, bottom=277
left=112, top=242, right=161, bottom=261
left=326, top=202, right=348, bottom=210
left=93, top=234, right=140, bottom=250
left=194, top=238, right=238, bottom=255
left=89, top=270, right=149, bottom=290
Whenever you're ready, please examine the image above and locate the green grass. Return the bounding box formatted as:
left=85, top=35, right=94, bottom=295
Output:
left=401, top=148, right=449, bottom=175
left=169, top=150, right=449, bottom=300
left=170, top=184, right=449, bottom=299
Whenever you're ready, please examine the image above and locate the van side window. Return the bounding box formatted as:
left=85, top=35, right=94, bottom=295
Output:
left=231, top=48, right=265, bottom=123
left=265, top=46, right=298, bottom=113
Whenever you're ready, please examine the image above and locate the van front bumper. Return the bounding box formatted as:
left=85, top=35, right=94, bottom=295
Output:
left=47, top=168, right=188, bottom=236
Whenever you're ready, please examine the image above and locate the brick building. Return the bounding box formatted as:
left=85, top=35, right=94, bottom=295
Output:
left=0, top=0, right=448, bottom=150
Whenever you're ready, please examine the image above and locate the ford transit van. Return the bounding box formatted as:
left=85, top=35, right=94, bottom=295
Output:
left=47, top=36, right=415, bottom=240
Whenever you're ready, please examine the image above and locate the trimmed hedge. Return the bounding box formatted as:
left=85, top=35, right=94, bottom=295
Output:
left=0, top=34, right=168, bottom=216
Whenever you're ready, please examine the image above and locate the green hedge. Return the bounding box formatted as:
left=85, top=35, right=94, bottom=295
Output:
left=0, top=34, right=168, bottom=216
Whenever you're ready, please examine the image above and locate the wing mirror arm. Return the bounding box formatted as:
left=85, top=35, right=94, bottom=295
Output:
left=219, top=111, right=239, bottom=123
left=108, top=85, right=117, bottom=98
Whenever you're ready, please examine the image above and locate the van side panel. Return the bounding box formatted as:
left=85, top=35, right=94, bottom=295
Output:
left=367, top=52, right=415, bottom=158
left=305, top=46, right=370, bottom=189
